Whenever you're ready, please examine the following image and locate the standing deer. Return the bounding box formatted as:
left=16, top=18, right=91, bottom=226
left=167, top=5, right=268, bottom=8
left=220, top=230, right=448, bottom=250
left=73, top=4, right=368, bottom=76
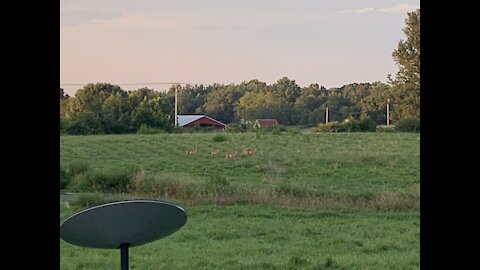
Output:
left=225, top=149, right=238, bottom=159
left=184, top=146, right=198, bottom=156
left=243, top=147, right=256, bottom=155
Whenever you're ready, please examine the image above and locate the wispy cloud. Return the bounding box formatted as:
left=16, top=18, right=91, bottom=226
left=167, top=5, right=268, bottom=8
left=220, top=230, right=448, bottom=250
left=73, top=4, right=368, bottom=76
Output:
left=340, top=3, right=419, bottom=15
left=340, top=8, right=374, bottom=14
left=60, top=11, right=122, bottom=27
left=379, top=3, right=419, bottom=13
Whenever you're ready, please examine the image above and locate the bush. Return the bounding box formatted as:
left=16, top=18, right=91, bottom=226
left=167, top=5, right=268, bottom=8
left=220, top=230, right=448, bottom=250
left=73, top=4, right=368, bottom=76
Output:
left=357, top=117, right=377, bottom=132
left=60, top=117, right=68, bottom=135
left=212, top=134, right=228, bottom=142
left=226, top=123, right=249, bottom=133
left=132, top=173, right=199, bottom=198
left=314, top=122, right=339, bottom=132
left=60, top=166, right=70, bottom=189
left=68, top=161, right=90, bottom=176
left=73, top=166, right=141, bottom=193
left=395, top=117, right=420, bottom=132
left=271, top=127, right=282, bottom=135
left=74, top=193, right=112, bottom=208
left=137, top=124, right=164, bottom=134
left=286, top=126, right=302, bottom=135
left=376, top=125, right=397, bottom=133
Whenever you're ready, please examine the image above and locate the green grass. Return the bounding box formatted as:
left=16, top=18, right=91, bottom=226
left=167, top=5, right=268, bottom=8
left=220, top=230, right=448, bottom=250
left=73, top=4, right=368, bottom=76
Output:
left=60, top=132, right=419, bottom=199
left=60, top=132, right=419, bottom=269
left=60, top=204, right=419, bottom=270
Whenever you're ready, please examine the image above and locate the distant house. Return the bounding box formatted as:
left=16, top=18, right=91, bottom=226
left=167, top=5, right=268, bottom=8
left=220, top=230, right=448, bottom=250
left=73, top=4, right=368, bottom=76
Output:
left=254, top=119, right=279, bottom=128
left=177, top=115, right=228, bottom=130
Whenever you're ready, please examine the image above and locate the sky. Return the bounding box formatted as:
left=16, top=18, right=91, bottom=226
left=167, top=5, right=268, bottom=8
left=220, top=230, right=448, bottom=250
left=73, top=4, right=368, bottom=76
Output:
left=60, top=0, right=420, bottom=96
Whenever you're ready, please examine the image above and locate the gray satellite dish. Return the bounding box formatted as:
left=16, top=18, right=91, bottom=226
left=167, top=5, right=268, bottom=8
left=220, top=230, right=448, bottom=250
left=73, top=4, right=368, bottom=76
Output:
left=60, top=200, right=187, bottom=270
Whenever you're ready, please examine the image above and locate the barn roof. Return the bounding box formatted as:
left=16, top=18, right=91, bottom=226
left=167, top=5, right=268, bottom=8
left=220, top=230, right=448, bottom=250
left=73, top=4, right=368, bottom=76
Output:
left=177, top=115, right=228, bottom=128
left=255, top=119, right=279, bottom=127
left=177, top=115, right=204, bottom=127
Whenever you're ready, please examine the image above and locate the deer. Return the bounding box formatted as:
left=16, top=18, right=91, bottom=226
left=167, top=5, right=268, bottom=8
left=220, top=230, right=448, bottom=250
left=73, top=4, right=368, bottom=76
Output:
left=225, top=149, right=238, bottom=159
left=243, top=147, right=256, bottom=155
left=211, top=148, right=220, bottom=156
left=184, top=146, right=198, bottom=156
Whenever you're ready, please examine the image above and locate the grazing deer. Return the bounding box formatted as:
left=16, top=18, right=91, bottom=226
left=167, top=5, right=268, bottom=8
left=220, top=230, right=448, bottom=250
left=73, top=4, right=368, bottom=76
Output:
left=243, top=147, right=256, bottom=155
left=211, top=148, right=220, bottom=156
left=184, top=146, right=198, bottom=156
left=225, top=149, right=238, bottom=159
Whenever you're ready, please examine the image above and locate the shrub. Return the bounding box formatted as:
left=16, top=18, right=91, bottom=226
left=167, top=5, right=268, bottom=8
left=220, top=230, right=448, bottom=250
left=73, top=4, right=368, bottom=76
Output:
left=314, top=122, right=339, bottom=132
left=286, top=126, right=302, bottom=135
left=60, top=166, right=70, bottom=189
left=74, top=193, right=111, bottom=208
left=271, top=127, right=282, bottom=135
left=358, top=117, right=377, bottom=132
left=226, top=123, right=248, bottom=133
left=212, top=134, right=228, bottom=142
left=134, top=174, right=175, bottom=195
left=73, top=166, right=141, bottom=193
left=60, top=117, right=68, bottom=135
left=376, top=125, right=397, bottom=133
left=137, top=124, right=164, bottom=134
left=68, top=161, right=90, bottom=176
left=395, top=117, right=420, bottom=132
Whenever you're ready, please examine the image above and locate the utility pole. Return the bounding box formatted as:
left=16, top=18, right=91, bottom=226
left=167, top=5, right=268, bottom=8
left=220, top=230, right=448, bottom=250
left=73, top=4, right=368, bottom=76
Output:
left=325, top=107, right=329, bottom=124
left=386, top=99, right=390, bottom=126
left=174, top=84, right=179, bottom=128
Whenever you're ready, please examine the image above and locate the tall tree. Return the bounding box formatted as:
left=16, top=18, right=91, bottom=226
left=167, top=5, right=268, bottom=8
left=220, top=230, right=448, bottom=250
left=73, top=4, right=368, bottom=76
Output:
left=203, top=84, right=246, bottom=123
left=389, top=9, right=420, bottom=120
left=271, top=77, right=301, bottom=105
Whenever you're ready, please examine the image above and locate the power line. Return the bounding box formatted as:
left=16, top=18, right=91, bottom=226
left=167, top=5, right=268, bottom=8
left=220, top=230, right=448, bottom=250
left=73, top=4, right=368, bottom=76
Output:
left=60, top=82, right=204, bottom=86
left=327, top=108, right=363, bottom=115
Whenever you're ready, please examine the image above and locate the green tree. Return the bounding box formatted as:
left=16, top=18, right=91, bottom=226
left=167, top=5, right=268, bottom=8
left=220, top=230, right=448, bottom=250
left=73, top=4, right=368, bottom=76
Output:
left=271, top=77, right=301, bottom=105
left=168, top=84, right=211, bottom=115
left=203, top=84, right=246, bottom=123
left=131, top=94, right=173, bottom=131
left=63, top=83, right=126, bottom=134
left=389, top=9, right=420, bottom=121
left=359, top=82, right=392, bottom=125
left=102, top=92, right=131, bottom=133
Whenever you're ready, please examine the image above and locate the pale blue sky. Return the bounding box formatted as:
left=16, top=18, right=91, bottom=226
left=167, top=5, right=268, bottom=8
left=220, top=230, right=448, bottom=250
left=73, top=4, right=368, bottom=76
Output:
left=60, top=0, right=420, bottom=96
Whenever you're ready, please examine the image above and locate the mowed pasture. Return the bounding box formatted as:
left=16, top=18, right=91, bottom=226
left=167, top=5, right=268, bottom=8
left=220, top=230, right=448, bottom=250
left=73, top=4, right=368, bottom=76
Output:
left=60, top=132, right=420, bottom=269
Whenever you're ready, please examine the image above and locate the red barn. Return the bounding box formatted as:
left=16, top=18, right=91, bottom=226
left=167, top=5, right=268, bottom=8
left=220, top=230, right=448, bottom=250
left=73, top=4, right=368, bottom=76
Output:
left=177, top=115, right=228, bottom=130
left=254, top=119, right=279, bottom=128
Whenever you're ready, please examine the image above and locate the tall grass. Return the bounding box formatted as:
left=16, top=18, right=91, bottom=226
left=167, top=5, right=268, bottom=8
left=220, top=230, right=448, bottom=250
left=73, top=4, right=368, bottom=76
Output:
left=60, top=132, right=419, bottom=210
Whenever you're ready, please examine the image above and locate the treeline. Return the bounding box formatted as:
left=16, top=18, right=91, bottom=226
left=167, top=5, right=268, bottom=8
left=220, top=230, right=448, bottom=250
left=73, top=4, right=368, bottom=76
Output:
left=60, top=9, right=419, bottom=135
left=60, top=78, right=415, bottom=135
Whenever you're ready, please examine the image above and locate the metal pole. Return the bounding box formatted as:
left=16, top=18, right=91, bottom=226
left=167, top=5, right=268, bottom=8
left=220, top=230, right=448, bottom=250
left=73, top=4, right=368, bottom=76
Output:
left=326, top=107, right=329, bottom=123
left=120, top=243, right=129, bottom=270
left=174, top=85, right=178, bottom=128
left=386, top=99, right=390, bottom=126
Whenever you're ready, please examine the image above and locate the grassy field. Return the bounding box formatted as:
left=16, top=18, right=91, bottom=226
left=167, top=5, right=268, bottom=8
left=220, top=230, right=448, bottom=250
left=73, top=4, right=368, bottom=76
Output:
left=60, top=204, right=419, bottom=270
left=60, top=132, right=419, bottom=199
left=60, top=132, right=420, bottom=269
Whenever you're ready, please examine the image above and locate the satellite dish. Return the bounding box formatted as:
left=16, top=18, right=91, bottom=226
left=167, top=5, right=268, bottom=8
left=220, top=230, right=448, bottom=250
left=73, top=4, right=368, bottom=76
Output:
left=60, top=200, right=187, bottom=270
